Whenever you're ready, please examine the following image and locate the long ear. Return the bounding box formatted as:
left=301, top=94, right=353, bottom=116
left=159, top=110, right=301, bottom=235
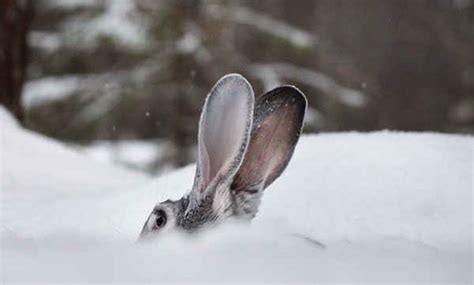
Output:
left=231, top=86, right=307, bottom=193
left=192, top=74, right=255, bottom=194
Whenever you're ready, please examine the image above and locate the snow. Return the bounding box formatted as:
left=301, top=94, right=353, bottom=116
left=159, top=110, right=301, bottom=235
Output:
left=1, top=107, right=472, bottom=283
left=45, top=0, right=97, bottom=9
left=253, top=63, right=368, bottom=107
left=77, top=140, right=169, bottom=173
left=207, top=5, right=316, bottom=48
left=0, top=107, right=149, bottom=202
left=177, top=30, right=201, bottom=54
left=61, top=0, right=149, bottom=49
left=28, top=31, right=62, bottom=52
left=22, top=75, right=84, bottom=109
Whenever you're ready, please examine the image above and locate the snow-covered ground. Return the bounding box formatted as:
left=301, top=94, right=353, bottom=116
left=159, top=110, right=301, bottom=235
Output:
left=1, top=107, right=472, bottom=284
left=76, top=139, right=173, bottom=174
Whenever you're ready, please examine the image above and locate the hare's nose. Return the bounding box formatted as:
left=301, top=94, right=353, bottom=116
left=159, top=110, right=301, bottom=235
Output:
left=138, top=227, right=155, bottom=241
left=138, top=217, right=154, bottom=240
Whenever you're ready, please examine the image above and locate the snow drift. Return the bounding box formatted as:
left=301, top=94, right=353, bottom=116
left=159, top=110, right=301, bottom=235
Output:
left=1, top=107, right=472, bottom=283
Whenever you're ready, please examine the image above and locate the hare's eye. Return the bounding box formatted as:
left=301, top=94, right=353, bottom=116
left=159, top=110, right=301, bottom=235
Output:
left=155, top=210, right=167, bottom=228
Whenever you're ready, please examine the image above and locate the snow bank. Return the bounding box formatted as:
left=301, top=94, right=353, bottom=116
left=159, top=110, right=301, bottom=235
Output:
left=0, top=107, right=149, bottom=202
left=1, top=107, right=472, bottom=283
left=269, top=132, right=472, bottom=252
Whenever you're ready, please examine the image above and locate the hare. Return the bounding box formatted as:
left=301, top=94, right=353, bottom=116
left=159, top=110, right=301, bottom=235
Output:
left=140, top=74, right=306, bottom=239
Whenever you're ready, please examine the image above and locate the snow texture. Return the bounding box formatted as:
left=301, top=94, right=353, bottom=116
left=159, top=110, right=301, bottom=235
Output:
left=1, top=107, right=472, bottom=283
left=0, top=108, right=149, bottom=201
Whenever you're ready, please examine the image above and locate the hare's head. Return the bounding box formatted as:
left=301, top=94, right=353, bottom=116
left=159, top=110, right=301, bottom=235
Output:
left=140, top=74, right=306, bottom=239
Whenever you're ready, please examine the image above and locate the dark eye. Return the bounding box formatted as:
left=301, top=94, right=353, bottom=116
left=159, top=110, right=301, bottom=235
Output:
left=155, top=210, right=167, bottom=228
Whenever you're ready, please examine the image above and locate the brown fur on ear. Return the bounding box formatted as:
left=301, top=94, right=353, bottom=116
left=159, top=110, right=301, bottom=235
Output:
left=231, top=86, right=307, bottom=193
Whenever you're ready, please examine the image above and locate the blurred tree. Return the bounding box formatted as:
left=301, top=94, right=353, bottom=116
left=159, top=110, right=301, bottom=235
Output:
left=0, top=0, right=32, bottom=121
left=313, top=0, right=474, bottom=131
left=16, top=0, right=474, bottom=173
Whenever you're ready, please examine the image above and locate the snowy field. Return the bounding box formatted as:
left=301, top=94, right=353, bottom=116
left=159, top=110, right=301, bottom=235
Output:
left=1, top=107, right=472, bottom=284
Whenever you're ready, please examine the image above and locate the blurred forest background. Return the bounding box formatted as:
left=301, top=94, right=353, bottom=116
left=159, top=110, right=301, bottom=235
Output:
left=1, top=0, right=473, bottom=174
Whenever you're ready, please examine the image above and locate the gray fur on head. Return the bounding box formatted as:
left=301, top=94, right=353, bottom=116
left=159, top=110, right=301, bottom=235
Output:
left=140, top=74, right=307, bottom=239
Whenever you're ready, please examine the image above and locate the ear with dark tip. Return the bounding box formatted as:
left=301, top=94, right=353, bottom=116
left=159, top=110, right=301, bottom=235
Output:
left=231, top=85, right=307, bottom=193
left=192, top=74, right=255, bottom=194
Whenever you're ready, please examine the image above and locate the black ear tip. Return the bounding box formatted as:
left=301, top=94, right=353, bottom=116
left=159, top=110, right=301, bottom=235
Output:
left=265, top=85, right=308, bottom=110
left=280, top=85, right=307, bottom=105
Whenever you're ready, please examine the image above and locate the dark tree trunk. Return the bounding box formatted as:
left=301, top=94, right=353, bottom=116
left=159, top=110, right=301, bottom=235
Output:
left=0, top=0, right=32, bottom=122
